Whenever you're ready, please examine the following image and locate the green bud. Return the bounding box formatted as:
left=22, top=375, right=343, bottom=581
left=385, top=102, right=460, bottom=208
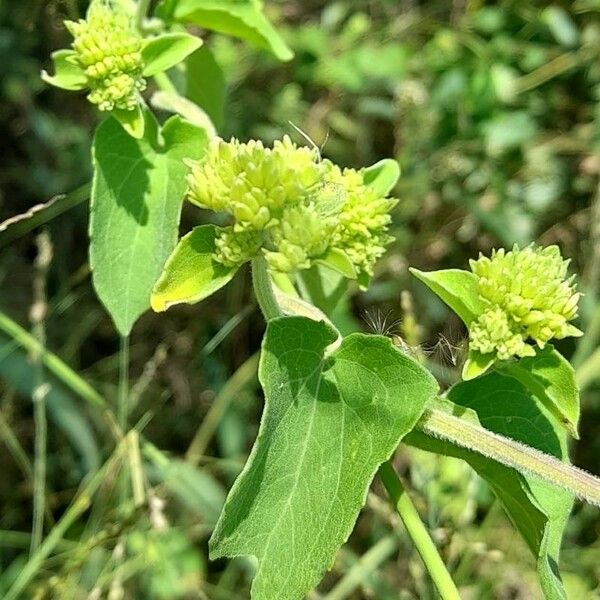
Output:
left=326, top=164, right=398, bottom=280
left=469, top=244, right=582, bottom=362
left=186, top=136, right=398, bottom=274
left=214, top=228, right=263, bottom=268
left=65, top=0, right=145, bottom=112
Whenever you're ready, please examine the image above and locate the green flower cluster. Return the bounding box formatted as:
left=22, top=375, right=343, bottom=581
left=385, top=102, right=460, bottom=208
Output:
left=469, top=245, right=582, bottom=361
left=186, top=136, right=398, bottom=277
left=65, top=1, right=146, bottom=111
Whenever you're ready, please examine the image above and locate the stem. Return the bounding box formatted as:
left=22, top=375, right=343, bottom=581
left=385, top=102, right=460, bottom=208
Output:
left=379, top=461, right=461, bottom=600
left=251, top=256, right=282, bottom=321
left=30, top=231, right=52, bottom=556
left=118, top=335, right=130, bottom=434
left=416, top=408, right=600, bottom=506
left=136, top=0, right=152, bottom=30
left=118, top=335, right=130, bottom=503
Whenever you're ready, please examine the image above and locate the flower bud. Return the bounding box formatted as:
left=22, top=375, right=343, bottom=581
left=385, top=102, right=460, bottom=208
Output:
left=469, top=244, right=582, bottom=361
left=65, top=1, right=145, bottom=112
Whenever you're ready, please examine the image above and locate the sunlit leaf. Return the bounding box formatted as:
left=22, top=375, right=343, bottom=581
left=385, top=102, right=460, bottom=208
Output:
left=210, top=316, right=438, bottom=600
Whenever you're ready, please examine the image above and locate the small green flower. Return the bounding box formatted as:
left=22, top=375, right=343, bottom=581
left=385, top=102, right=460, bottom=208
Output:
left=185, top=136, right=398, bottom=279
left=42, top=0, right=202, bottom=137
left=65, top=1, right=146, bottom=112
left=468, top=244, right=582, bottom=363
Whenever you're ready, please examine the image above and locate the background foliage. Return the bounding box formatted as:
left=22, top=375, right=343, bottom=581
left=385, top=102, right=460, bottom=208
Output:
left=1, top=0, right=600, bottom=598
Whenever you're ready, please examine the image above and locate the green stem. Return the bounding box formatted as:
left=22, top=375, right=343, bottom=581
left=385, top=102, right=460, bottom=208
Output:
left=416, top=408, right=600, bottom=506
left=118, top=335, right=130, bottom=503
left=118, top=335, right=130, bottom=434
left=251, top=256, right=282, bottom=321
left=379, top=461, right=461, bottom=600
left=30, top=231, right=51, bottom=556
left=136, top=0, right=152, bottom=30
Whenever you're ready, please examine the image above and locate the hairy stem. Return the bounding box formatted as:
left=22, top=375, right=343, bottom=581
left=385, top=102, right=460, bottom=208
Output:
left=252, top=256, right=282, bottom=321
left=379, top=461, right=461, bottom=600
left=417, top=408, right=600, bottom=506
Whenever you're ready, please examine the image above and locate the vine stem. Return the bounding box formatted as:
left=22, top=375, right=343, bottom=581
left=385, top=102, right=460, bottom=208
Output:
left=379, top=461, right=461, bottom=600
left=251, top=256, right=282, bottom=321
left=416, top=408, right=600, bottom=507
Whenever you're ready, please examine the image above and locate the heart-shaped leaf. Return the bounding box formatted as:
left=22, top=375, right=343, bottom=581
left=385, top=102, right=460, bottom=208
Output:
left=151, top=225, right=238, bottom=312
left=142, top=32, right=203, bottom=77
left=410, top=267, right=484, bottom=325
left=91, top=113, right=209, bottom=335
left=210, top=316, right=438, bottom=599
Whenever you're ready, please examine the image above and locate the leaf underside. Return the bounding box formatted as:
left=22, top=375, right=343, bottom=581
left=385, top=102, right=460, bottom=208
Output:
left=210, top=316, right=438, bottom=600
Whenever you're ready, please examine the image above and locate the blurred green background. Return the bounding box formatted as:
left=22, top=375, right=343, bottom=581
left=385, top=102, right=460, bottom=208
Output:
left=1, top=0, right=599, bottom=598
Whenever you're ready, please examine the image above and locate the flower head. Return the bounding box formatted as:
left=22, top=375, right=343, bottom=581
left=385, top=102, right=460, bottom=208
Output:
left=186, top=136, right=398, bottom=278
left=65, top=1, right=145, bottom=112
left=468, top=244, right=582, bottom=361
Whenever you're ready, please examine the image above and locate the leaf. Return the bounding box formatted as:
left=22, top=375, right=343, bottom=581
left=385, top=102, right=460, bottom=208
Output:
left=186, top=46, right=226, bottom=130
left=91, top=113, right=209, bottom=335
left=315, top=248, right=356, bottom=279
left=501, top=346, right=580, bottom=438
left=112, top=104, right=145, bottom=139
left=410, top=267, right=484, bottom=325
left=41, top=49, right=87, bottom=91
left=363, top=159, right=400, bottom=196
left=407, top=372, right=573, bottom=600
left=142, top=33, right=203, bottom=77
left=210, top=316, right=438, bottom=600
left=462, top=348, right=494, bottom=380
left=151, top=225, right=238, bottom=312
left=151, top=91, right=217, bottom=138
left=174, top=0, right=293, bottom=62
